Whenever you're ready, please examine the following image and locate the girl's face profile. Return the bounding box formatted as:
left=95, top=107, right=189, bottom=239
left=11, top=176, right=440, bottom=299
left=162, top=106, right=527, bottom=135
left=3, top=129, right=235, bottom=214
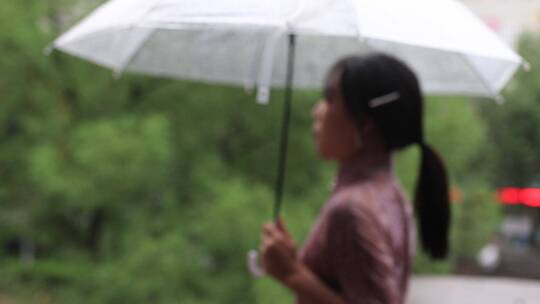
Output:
left=312, top=71, right=360, bottom=161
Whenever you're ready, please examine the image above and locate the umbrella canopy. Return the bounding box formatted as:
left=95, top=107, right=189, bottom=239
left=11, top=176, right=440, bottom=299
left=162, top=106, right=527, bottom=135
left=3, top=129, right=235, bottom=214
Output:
left=53, top=0, right=523, bottom=103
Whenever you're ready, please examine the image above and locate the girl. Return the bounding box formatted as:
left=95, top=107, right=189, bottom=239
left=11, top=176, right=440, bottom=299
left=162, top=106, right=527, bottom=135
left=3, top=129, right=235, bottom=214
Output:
left=260, top=53, right=450, bottom=304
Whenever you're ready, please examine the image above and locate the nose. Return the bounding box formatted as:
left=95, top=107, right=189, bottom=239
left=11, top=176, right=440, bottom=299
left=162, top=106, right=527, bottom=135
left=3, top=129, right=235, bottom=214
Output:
left=312, top=100, right=324, bottom=120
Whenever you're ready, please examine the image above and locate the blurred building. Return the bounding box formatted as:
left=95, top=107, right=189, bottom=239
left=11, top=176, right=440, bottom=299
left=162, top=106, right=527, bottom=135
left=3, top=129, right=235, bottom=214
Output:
left=461, top=0, right=540, bottom=45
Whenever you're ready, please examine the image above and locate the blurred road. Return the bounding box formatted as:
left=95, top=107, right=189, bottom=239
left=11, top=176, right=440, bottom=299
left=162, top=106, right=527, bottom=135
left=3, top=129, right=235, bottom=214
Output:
left=407, top=276, right=540, bottom=304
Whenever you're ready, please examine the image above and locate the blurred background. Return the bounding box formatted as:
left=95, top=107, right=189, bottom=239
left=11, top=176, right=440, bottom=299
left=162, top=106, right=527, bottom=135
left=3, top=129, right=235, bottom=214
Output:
left=1, top=0, right=540, bottom=303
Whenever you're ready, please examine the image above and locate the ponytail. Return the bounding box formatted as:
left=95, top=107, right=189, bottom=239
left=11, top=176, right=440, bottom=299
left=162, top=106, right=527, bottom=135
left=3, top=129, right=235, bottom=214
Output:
left=414, top=143, right=450, bottom=259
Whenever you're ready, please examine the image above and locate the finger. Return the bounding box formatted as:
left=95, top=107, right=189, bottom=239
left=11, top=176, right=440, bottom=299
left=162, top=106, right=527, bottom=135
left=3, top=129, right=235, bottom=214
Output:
left=260, top=241, right=269, bottom=254
left=261, top=231, right=269, bottom=245
left=263, top=227, right=274, bottom=239
left=261, top=230, right=276, bottom=248
left=276, top=218, right=292, bottom=238
left=263, top=223, right=275, bottom=232
left=276, top=218, right=286, bottom=231
left=261, top=239, right=276, bottom=257
left=263, top=223, right=279, bottom=238
left=262, top=224, right=272, bottom=237
left=262, top=227, right=279, bottom=243
left=262, top=223, right=272, bottom=232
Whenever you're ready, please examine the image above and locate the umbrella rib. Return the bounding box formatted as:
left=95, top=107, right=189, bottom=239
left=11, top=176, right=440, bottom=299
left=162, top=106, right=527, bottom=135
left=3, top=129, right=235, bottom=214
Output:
left=244, top=29, right=267, bottom=93
left=113, top=1, right=162, bottom=77
left=113, top=28, right=157, bottom=77
left=348, top=0, right=366, bottom=42
left=256, top=30, right=285, bottom=104
left=457, top=52, right=497, bottom=98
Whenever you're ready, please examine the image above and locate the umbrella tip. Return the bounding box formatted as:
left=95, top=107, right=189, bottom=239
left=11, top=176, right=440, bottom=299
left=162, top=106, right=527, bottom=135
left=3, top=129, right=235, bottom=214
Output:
left=522, top=60, right=531, bottom=72
left=256, top=87, right=270, bottom=104
left=43, top=44, right=54, bottom=56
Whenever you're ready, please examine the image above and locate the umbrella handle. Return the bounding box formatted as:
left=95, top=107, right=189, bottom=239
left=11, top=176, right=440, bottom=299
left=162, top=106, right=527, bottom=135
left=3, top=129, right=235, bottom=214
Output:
left=247, top=249, right=266, bottom=277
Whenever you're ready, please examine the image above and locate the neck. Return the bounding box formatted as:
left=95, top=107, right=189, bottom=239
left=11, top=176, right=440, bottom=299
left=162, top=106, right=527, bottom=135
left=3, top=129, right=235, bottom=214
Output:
left=335, top=143, right=392, bottom=189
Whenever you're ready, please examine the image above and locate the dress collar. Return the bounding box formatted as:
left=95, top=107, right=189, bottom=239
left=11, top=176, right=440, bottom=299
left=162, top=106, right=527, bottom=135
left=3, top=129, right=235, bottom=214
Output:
left=333, top=152, right=392, bottom=192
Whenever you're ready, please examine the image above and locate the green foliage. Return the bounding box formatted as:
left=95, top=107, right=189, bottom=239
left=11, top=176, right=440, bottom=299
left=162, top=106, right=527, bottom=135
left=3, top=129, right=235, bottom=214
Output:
left=452, top=186, right=502, bottom=258
left=29, top=114, right=172, bottom=209
left=479, top=33, right=540, bottom=187
left=477, top=33, right=540, bottom=248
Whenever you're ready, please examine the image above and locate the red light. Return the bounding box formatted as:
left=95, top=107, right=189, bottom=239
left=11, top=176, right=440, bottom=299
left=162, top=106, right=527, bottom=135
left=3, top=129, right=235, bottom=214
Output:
left=497, top=187, right=540, bottom=208
left=498, top=187, right=521, bottom=204
left=520, top=188, right=540, bottom=207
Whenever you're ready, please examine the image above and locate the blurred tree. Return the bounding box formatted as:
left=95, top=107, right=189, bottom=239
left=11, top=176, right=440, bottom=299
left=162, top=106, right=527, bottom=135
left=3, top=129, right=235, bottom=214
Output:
left=479, top=33, right=540, bottom=248
left=480, top=34, right=540, bottom=187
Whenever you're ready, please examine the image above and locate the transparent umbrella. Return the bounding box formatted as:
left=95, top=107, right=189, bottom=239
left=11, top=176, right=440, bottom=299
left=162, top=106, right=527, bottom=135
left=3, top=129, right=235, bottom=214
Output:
left=51, top=0, right=525, bottom=276
left=53, top=0, right=524, bottom=101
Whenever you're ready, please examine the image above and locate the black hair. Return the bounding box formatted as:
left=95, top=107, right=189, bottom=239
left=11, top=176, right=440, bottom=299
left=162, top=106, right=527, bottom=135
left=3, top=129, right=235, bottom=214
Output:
left=329, top=53, right=450, bottom=259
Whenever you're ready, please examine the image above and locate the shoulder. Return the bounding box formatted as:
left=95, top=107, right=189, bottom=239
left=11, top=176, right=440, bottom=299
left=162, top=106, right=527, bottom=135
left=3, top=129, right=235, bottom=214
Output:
left=325, top=198, right=381, bottom=243
left=327, top=185, right=378, bottom=224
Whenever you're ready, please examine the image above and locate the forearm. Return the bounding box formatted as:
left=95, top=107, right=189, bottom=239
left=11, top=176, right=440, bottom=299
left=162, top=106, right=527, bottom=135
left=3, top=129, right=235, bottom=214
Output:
left=285, top=263, right=345, bottom=304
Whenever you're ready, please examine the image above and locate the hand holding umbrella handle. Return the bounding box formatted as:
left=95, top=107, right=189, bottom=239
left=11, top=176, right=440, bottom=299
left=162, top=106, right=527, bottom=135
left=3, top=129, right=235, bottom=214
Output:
left=247, top=249, right=266, bottom=277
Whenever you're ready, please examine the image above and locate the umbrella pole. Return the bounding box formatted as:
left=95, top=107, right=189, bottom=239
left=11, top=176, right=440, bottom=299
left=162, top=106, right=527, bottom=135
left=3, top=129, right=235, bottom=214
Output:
left=273, top=34, right=296, bottom=222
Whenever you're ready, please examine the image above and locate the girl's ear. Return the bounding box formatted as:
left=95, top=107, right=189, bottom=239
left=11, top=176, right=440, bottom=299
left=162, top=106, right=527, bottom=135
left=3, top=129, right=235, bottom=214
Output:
left=358, top=115, right=377, bottom=137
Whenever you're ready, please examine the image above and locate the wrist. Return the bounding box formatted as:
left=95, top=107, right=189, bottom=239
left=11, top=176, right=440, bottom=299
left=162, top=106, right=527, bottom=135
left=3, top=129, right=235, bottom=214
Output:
left=284, top=262, right=309, bottom=290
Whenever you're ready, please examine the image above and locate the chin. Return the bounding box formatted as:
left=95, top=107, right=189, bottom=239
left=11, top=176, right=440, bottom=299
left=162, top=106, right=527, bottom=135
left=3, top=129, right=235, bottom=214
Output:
left=314, top=139, right=335, bottom=160
left=315, top=146, right=334, bottom=160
